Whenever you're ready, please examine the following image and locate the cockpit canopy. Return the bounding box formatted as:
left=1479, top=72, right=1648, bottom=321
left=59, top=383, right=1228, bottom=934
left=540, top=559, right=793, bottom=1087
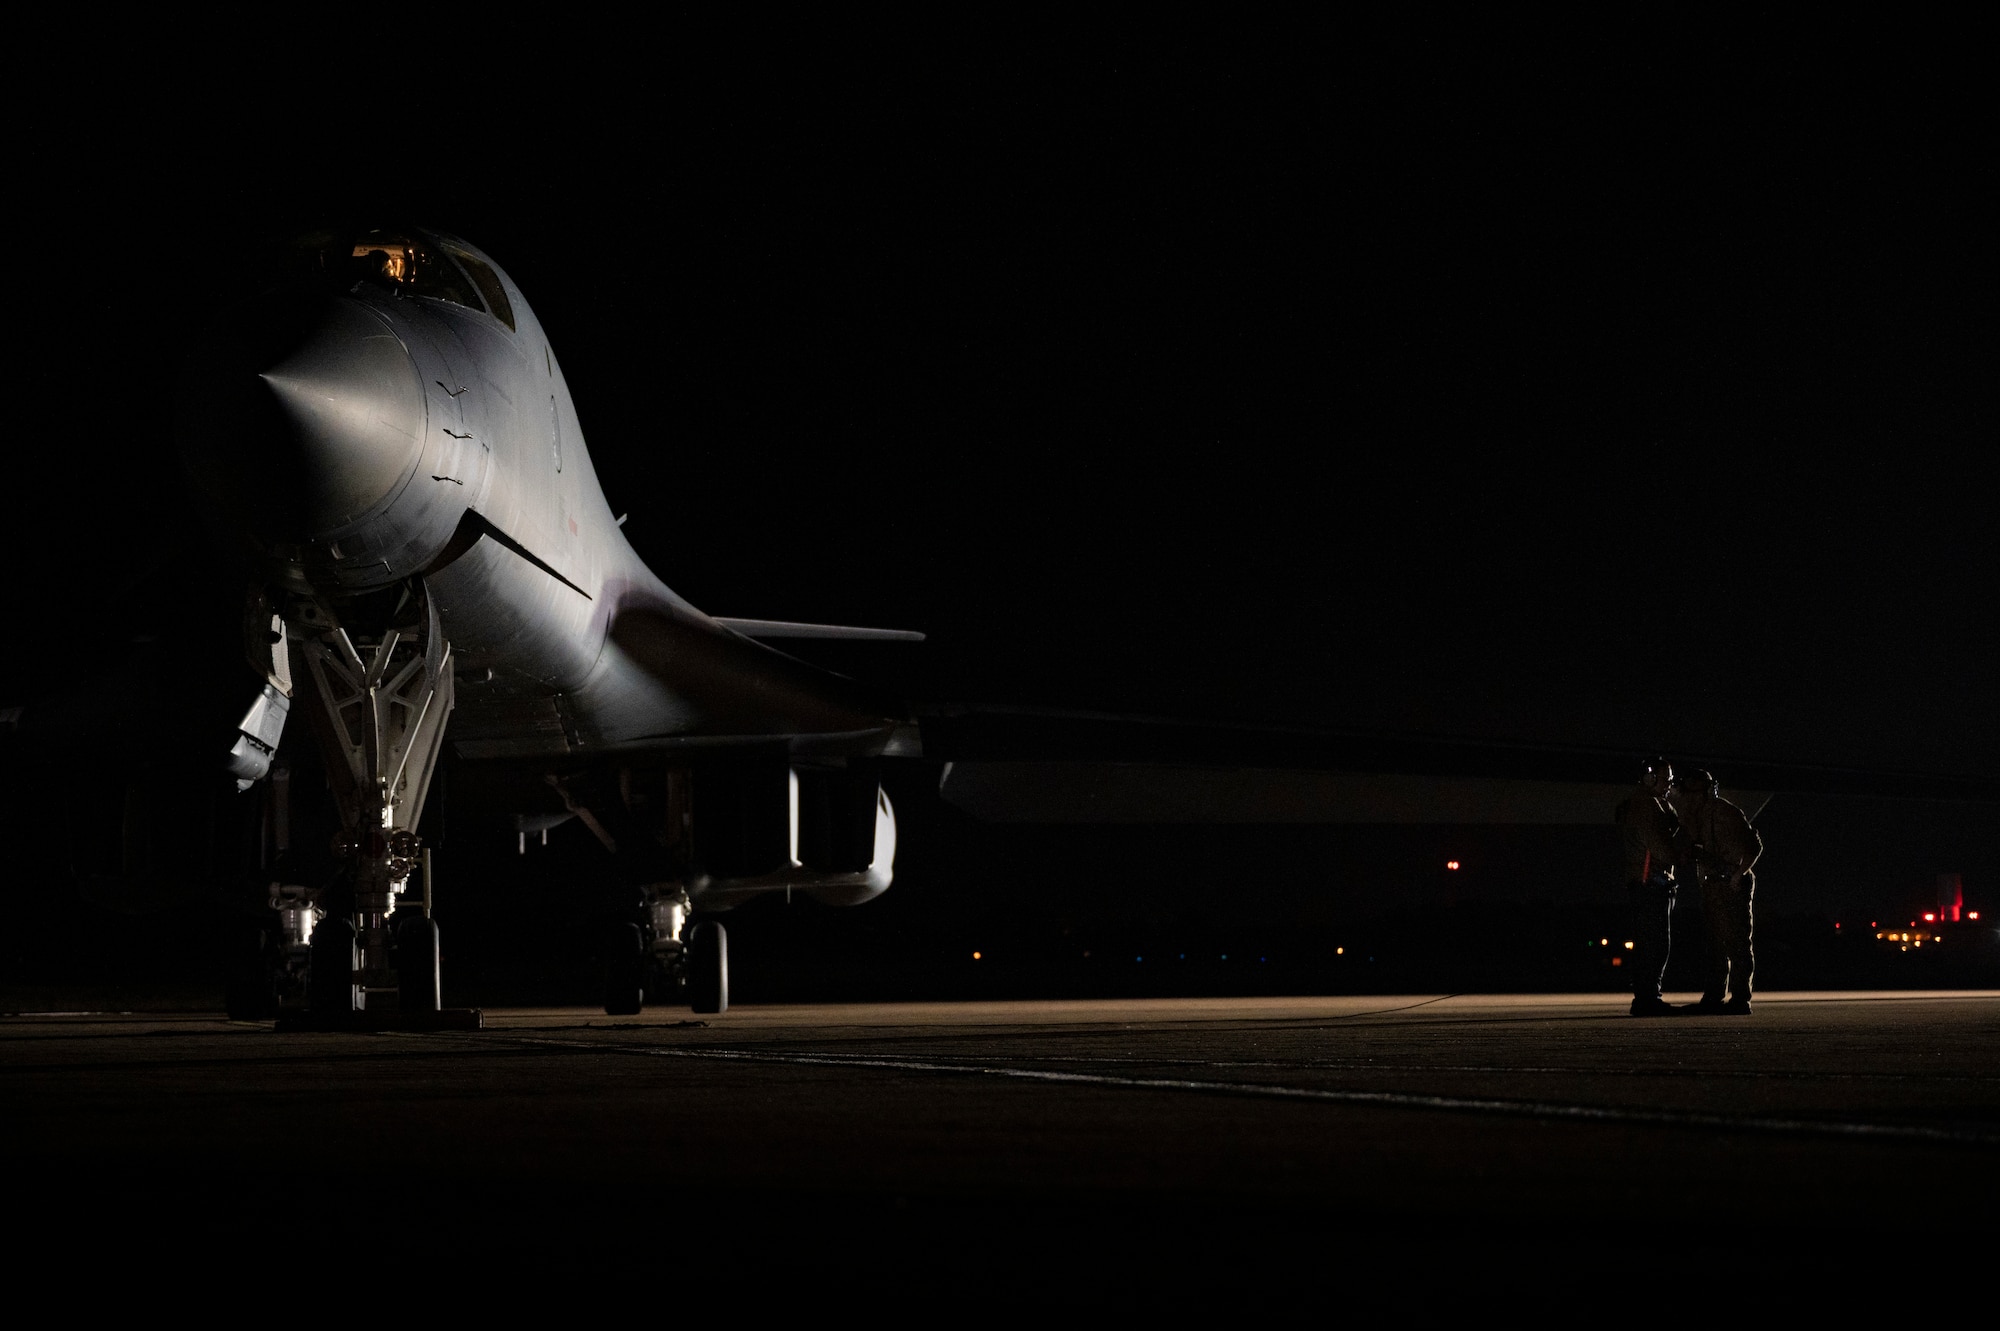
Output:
left=253, top=225, right=516, bottom=331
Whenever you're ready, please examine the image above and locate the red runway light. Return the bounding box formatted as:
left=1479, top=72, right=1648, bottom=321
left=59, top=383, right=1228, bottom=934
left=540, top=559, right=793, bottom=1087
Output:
left=1972, top=912, right=1981, bottom=920
left=1924, top=913, right=1936, bottom=922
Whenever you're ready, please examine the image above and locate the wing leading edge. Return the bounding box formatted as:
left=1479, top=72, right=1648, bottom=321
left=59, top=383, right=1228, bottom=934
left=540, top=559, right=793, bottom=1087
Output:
left=918, top=705, right=1994, bottom=824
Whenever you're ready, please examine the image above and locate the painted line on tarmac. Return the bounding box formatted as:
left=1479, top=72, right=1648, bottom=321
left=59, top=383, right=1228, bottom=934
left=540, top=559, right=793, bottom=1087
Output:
left=485, top=1033, right=2000, bottom=1147
left=913, top=1054, right=2000, bottom=1084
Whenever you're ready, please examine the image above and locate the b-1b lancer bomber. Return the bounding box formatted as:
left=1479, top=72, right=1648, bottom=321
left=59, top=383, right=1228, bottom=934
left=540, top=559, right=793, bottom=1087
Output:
left=177, top=226, right=919, bottom=1022
left=113, top=224, right=1994, bottom=1026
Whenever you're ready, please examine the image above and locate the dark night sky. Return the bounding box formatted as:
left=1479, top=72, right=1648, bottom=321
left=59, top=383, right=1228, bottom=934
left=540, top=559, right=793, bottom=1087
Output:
left=7, top=31, right=1993, bottom=928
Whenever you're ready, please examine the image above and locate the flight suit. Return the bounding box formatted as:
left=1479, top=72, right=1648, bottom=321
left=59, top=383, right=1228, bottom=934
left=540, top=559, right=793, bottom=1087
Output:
left=1615, top=785, right=1681, bottom=1008
left=1686, top=794, right=1762, bottom=1006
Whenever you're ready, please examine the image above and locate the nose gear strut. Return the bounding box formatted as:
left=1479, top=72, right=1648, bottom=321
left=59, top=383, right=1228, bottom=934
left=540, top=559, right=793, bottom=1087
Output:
left=280, top=578, right=479, bottom=1030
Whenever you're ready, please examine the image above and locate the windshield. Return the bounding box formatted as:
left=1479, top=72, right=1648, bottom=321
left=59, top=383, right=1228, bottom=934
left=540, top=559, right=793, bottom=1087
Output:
left=347, top=229, right=482, bottom=310
left=240, top=226, right=516, bottom=331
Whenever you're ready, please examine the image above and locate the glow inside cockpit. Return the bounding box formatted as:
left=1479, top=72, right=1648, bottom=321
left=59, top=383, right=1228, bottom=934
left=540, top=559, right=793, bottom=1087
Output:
left=345, top=229, right=515, bottom=331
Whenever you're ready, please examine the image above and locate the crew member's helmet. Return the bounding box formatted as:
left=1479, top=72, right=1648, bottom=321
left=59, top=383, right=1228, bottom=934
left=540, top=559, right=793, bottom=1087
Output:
left=1681, top=767, right=1719, bottom=798
left=1639, top=756, right=1674, bottom=784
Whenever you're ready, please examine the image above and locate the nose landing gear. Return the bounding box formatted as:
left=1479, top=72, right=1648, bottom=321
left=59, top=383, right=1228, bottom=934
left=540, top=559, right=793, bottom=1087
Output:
left=271, top=579, right=480, bottom=1031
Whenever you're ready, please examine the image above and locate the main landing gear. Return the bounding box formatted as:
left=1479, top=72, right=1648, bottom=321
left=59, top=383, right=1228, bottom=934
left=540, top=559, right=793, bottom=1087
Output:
left=688, top=922, right=728, bottom=1016
left=601, top=889, right=727, bottom=1017
left=604, top=922, right=646, bottom=1017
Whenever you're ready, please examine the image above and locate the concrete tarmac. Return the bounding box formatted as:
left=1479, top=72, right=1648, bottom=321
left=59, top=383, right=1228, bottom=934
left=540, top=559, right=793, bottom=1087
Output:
left=6, top=991, right=1996, bottom=1303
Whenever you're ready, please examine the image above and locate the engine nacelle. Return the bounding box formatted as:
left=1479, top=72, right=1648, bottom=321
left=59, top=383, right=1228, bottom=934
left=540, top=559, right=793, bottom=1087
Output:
left=690, top=767, right=895, bottom=910
left=796, top=776, right=896, bottom=907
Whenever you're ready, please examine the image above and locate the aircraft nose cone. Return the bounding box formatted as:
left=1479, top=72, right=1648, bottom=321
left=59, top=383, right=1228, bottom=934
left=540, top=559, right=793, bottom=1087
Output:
left=179, top=295, right=426, bottom=544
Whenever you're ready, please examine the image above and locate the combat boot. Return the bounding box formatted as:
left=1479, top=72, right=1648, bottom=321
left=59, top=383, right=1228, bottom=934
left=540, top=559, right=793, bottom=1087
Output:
left=1721, top=996, right=1752, bottom=1015
left=1687, top=995, right=1729, bottom=1015
left=1629, top=995, right=1675, bottom=1017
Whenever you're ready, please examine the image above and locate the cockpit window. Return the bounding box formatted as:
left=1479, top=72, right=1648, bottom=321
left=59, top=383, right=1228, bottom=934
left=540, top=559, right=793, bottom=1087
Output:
left=348, top=230, right=485, bottom=313
left=244, top=226, right=517, bottom=332
left=442, top=244, right=516, bottom=331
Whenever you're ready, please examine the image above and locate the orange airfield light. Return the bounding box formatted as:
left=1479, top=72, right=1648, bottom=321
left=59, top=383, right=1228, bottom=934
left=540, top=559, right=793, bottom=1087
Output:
left=1446, top=860, right=1461, bottom=871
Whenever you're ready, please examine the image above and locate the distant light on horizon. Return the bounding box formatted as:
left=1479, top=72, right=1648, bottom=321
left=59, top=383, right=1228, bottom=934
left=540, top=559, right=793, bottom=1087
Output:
left=1446, top=860, right=1461, bottom=871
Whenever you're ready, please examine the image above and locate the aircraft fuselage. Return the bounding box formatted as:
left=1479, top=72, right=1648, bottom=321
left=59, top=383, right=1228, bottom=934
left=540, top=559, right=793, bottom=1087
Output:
left=175, top=227, right=904, bottom=1019
left=180, top=228, right=905, bottom=763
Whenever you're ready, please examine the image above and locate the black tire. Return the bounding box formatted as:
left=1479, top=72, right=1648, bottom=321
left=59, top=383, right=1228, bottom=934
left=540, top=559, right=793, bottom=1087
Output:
left=225, top=969, right=281, bottom=1021
left=224, top=918, right=281, bottom=1021
left=603, top=922, right=645, bottom=1016
left=396, top=916, right=441, bottom=1013
left=309, top=916, right=359, bottom=1015
left=688, top=921, right=728, bottom=1015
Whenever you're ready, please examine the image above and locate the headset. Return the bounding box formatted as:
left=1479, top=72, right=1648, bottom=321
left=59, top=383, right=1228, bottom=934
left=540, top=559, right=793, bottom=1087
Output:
left=1681, top=767, right=1720, bottom=799
left=1639, top=755, right=1674, bottom=784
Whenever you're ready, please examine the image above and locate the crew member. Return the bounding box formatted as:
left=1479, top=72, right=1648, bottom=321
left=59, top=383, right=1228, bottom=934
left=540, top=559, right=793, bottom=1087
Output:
left=1616, top=757, right=1683, bottom=1016
left=1676, top=768, right=1762, bottom=1014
